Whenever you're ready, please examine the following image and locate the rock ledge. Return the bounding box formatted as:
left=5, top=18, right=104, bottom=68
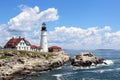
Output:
left=0, top=50, right=70, bottom=80
left=71, top=52, right=104, bottom=67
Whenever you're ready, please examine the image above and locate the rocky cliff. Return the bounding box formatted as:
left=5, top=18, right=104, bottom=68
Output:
left=0, top=50, right=70, bottom=80
left=71, top=52, right=104, bottom=67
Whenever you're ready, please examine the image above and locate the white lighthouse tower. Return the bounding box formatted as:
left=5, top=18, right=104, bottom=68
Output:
left=40, top=22, right=48, bottom=52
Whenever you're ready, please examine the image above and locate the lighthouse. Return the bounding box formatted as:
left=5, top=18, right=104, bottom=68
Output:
left=40, top=22, right=48, bottom=52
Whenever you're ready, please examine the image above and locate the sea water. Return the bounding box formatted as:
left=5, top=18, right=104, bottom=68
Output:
left=18, top=49, right=120, bottom=80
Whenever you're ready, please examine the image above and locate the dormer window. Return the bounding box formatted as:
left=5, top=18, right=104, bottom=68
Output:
left=20, top=42, right=22, bottom=45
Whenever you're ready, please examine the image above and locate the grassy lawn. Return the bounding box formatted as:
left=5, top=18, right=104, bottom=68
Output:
left=0, top=50, right=56, bottom=59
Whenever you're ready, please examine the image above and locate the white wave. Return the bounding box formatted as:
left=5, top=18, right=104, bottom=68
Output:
left=92, top=69, right=114, bottom=73
left=73, top=60, right=114, bottom=70
left=55, top=66, right=62, bottom=70
left=84, top=68, right=120, bottom=73
left=73, top=66, right=96, bottom=70
left=53, top=72, right=77, bottom=76
left=95, top=60, right=114, bottom=67
left=63, top=72, right=78, bottom=75
left=53, top=72, right=78, bottom=80
left=103, top=60, right=114, bottom=65
left=53, top=74, right=62, bottom=80
left=82, top=78, right=101, bottom=80
left=39, top=70, right=50, bottom=73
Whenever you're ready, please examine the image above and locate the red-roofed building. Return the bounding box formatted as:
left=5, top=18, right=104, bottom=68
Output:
left=31, top=45, right=41, bottom=51
left=4, top=37, right=41, bottom=51
left=48, top=46, right=62, bottom=52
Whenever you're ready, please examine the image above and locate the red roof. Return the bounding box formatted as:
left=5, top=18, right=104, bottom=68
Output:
left=31, top=45, right=41, bottom=49
left=49, top=46, right=61, bottom=49
left=4, top=37, right=31, bottom=48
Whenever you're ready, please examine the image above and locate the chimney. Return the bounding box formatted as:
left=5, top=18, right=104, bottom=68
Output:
left=19, top=36, right=21, bottom=39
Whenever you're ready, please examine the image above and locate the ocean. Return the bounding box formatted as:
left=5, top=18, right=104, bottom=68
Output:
left=16, top=49, right=120, bottom=80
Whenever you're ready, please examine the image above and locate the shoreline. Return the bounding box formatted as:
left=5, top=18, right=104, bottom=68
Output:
left=0, top=50, right=70, bottom=80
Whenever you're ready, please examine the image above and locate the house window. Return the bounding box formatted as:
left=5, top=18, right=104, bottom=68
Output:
left=19, top=47, right=21, bottom=50
left=20, top=42, right=22, bottom=45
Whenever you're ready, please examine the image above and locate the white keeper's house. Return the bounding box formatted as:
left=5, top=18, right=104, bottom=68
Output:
left=4, top=36, right=41, bottom=51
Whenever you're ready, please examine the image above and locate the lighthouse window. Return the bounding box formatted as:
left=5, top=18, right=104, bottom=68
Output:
left=42, top=27, right=46, bottom=31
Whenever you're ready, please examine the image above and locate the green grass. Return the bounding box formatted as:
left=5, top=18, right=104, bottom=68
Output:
left=0, top=50, right=56, bottom=59
left=45, top=53, right=55, bottom=59
left=18, top=50, right=28, bottom=56
left=0, top=55, right=10, bottom=59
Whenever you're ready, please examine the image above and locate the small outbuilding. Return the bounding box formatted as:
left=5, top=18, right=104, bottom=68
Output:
left=48, top=46, right=62, bottom=52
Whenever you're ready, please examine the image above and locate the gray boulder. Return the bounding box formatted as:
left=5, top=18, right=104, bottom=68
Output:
left=71, top=52, right=104, bottom=67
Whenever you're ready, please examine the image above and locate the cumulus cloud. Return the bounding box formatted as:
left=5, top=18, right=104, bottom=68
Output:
left=8, top=5, right=59, bottom=33
left=48, top=26, right=120, bottom=49
left=103, top=31, right=120, bottom=48
left=0, top=5, right=59, bottom=46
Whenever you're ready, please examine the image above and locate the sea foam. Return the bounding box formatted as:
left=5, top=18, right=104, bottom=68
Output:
left=84, top=67, right=120, bottom=73
left=73, top=60, right=114, bottom=70
left=53, top=74, right=62, bottom=80
left=103, top=60, right=114, bottom=65
left=53, top=72, right=78, bottom=80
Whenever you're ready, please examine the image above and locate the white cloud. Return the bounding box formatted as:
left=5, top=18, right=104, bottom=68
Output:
left=103, top=26, right=111, bottom=31
left=48, top=26, right=120, bottom=49
left=104, top=31, right=120, bottom=48
left=0, top=5, right=59, bottom=47
left=8, top=5, right=59, bottom=32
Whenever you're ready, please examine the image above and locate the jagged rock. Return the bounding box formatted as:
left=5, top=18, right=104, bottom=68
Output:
left=0, top=50, right=70, bottom=79
left=20, top=70, right=31, bottom=75
left=49, top=60, right=63, bottom=68
left=17, top=59, right=24, bottom=64
left=71, top=52, right=104, bottom=67
left=48, top=52, right=70, bottom=68
left=0, top=76, right=13, bottom=80
left=4, top=52, right=14, bottom=56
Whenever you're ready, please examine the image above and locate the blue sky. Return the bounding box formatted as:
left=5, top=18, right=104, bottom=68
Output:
left=0, top=0, right=120, bottom=49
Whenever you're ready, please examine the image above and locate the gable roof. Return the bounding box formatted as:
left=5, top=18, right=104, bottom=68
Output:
left=49, top=46, right=61, bottom=49
left=4, top=37, right=31, bottom=48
